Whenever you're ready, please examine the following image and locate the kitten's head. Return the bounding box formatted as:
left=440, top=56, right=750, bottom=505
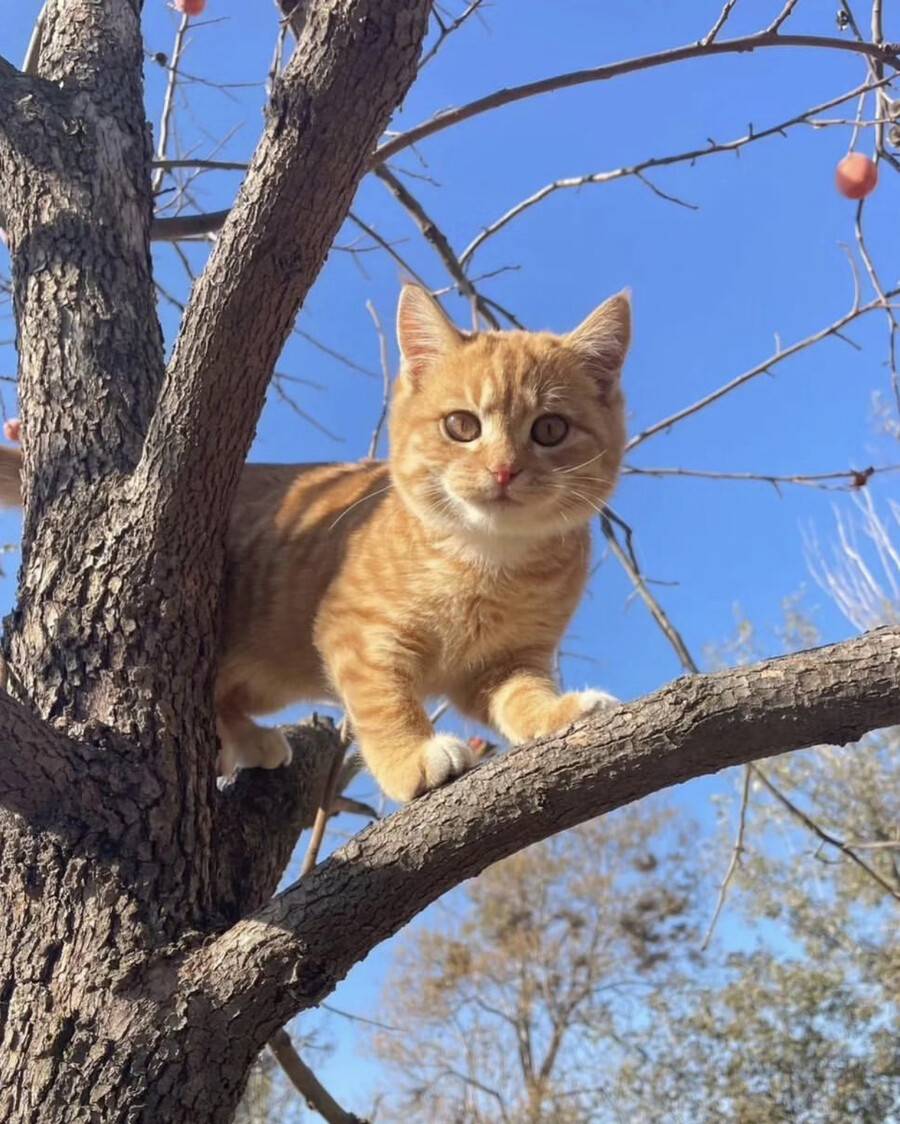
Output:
left=388, top=284, right=630, bottom=550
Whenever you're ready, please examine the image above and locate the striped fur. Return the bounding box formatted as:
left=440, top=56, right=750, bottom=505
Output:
left=0, top=287, right=631, bottom=802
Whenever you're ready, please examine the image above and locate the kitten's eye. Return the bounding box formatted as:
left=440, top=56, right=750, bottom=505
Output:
left=531, top=414, right=569, bottom=447
left=444, top=411, right=481, bottom=442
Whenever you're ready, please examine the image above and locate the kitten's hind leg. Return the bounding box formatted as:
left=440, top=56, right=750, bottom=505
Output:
left=216, top=695, right=292, bottom=777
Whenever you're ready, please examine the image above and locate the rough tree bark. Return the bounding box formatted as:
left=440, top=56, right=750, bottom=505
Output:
left=0, top=4, right=897, bottom=1123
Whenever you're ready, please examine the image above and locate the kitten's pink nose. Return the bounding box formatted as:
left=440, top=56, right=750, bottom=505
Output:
left=491, top=465, right=520, bottom=488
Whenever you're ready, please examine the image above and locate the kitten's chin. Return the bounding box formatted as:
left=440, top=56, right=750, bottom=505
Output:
left=439, top=487, right=580, bottom=543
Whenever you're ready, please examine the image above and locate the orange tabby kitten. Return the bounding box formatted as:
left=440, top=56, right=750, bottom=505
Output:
left=0, top=284, right=630, bottom=801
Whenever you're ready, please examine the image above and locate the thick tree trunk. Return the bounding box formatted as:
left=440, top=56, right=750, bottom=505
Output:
left=0, top=1, right=430, bottom=1119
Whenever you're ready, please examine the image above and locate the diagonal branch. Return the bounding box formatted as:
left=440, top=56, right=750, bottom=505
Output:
left=373, top=31, right=900, bottom=166
left=191, top=627, right=900, bottom=1041
left=626, top=289, right=900, bottom=450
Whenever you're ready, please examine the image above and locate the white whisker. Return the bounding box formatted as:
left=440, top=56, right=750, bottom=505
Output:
left=329, top=483, right=394, bottom=532
left=554, top=449, right=608, bottom=475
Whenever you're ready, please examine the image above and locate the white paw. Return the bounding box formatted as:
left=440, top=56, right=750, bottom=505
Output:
left=421, top=734, right=478, bottom=791
left=254, top=727, right=293, bottom=769
left=570, top=688, right=620, bottom=719
left=226, top=727, right=293, bottom=773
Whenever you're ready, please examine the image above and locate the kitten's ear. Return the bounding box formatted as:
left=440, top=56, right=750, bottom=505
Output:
left=565, top=291, right=631, bottom=385
left=396, top=284, right=464, bottom=381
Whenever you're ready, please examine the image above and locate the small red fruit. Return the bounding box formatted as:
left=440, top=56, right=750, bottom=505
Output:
left=835, top=153, right=878, bottom=200
left=173, top=0, right=207, bottom=15
left=3, top=418, right=21, bottom=443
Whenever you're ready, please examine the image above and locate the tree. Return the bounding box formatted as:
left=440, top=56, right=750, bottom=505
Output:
left=0, top=3, right=898, bottom=1121
left=370, top=803, right=700, bottom=1123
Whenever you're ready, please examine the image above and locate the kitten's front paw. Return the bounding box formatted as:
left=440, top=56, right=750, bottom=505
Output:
left=421, top=734, right=479, bottom=792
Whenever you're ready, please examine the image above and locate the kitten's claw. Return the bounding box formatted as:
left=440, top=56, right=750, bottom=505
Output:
left=421, top=733, right=478, bottom=791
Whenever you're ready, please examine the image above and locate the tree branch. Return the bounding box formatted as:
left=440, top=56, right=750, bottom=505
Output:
left=626, top=290, right=899, bottom=450
left=269, top=1028, right=368, bottom=1124
left=149, top=31, right=900, bottom=243
left=192, top=627, right=900, bottom=1041
left=136, top=0, right=431, bottom=577
left=0, top=689, right=86, bottom=823
left=373, top=31, right=900, bottom=166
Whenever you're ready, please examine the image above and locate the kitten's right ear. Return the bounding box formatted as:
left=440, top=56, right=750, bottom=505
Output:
left=396, top=284, right=464, bottom=381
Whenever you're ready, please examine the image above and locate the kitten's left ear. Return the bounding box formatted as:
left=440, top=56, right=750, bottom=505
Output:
left=396, top=284, right=465, bottom=382
left=565, top=291, right=631, bottom=385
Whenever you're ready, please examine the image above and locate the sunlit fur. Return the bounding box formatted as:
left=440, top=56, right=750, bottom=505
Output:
left=0, top=286, right=631, bottom=802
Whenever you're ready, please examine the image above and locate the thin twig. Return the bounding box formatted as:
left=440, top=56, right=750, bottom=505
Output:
left=347, top=213, right=432, bottom=290
left=365, top=301, right=391, bottom=459
left=701, top=765, right=751, bottom=950
left=855, top=199, right=900, bottom=413
left=419, top=0, right=488, bottom=70
left=22, top=2, right=48, bottom=75
left=599, top=512, right=699, bottom=674
left=151, top=158, right=248, bottom=172
left=373, top=166, right=503, bottom=330
left=300, top=720, right=353, bottom=878
left=460, top=78, right=888, bottom=266
left=623, top=463, right=899, bottom=491
left=766, top=0, right=801, bottom=34
left=269, top=1028, right=368, bottom=1124
left=293, top=327, right=379, bottom=378
left=751, top=764, right=900, bottom=901
left=152, top=14, right=191, bottom=196
left=702, top=0, right=740, bottom=46
left=626, top=289, right=900, bottom=450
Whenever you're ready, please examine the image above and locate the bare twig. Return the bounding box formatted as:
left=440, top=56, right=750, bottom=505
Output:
left=299, top=720, right=353, bottom=878
left=623, top=463, right=899, bottom=492
left=626, top=290, right=900, bottom=450
left=22, top=2, right=48, bottom=75
left=599, top=512, right=699, bottom=674
left=751, top=764, right=900, bottom=900
left=419, top=0, right=488, bottom=70
left=347, top=213, right=432, bottom=290
left=269, top=1028, right=368, bottom=1124
left=151, top=158, right=248, bottom=172
left=365, top=301, right=391, bottom=459
left=701, top=765, right=751, bottom=950
left=601, top=510, right=900, bottom=907
left=373, top=31, right=900, bottom=167
left=272, top=378, right=343, bottom=443
left=459, top=79, right=886, bottom=266
left=855, top=199, right=900, bottom=412
left=766, top=0, right=801, bottom=34
left=293, top=327, right=379, bottom=379
left=702, top=1, right=740, bottom=45
left=152, top=14, right=191, bottom=197
left=373, top=165, right=503, bottom=329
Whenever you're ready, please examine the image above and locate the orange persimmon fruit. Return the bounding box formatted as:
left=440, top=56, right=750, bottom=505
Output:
left=835, top=153, right=878, bottom=200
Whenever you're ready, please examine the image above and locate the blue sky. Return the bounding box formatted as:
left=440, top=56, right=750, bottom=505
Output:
left=1, top=1, right=898, bottom=1113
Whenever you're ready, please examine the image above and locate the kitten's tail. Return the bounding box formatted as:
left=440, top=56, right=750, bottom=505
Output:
left=0, top=446, right=23, bottom=508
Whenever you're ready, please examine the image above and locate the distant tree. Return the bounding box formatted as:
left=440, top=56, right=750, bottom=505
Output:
left=370, top=803, right=699, bottom=1123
